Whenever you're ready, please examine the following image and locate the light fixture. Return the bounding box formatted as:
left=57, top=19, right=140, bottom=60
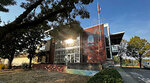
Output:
left=65, top=38, right=74, bottom=44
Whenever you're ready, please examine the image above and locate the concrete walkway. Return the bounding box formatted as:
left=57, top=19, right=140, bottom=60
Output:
left=0, top=81, right=3, bottom=83
left=114, top=67, right=139, bottom=83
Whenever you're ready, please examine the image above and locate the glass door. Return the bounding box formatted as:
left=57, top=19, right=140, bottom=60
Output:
left=67, top=53, right=75, bottom=63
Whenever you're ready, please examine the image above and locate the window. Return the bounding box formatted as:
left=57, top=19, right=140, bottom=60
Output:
left=104, top=27, right=112, bottom=59
left=88, top=35, right=94, bottom=45
left=104, top=27, right=109, bottom=46
left=54, top=36, right=80, bottom=63
left=112, top=45, right=119, bottom=52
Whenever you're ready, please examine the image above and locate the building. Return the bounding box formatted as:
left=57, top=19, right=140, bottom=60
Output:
left=43, top=23, right=124, bottom=67
left=111, top=32, right=125, bottom=55
left=0, top=54, right=38, bottom=66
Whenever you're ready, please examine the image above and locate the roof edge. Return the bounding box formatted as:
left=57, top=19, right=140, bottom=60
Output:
left=111, top=31, right=125, bottom=35
left=84, top=24, right=103, bottom=30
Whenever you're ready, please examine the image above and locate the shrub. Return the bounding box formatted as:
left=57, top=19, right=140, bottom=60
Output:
left=1, top=65, right=5, bottom=70
left=0, top=64, right=8, bottom=70
left=87, top=68, right=123, bottom=83
left=21, top=63, right=29, bottom=69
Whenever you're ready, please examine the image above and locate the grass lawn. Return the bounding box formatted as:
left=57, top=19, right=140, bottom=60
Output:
left=0, top=69, right=90, bottom=83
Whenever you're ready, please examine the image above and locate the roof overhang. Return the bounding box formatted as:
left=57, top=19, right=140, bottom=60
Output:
left=110, top=31, right=125, bottom=45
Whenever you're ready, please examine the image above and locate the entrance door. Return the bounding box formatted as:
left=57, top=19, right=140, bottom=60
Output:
left=67, top=53, right=75, bottom=63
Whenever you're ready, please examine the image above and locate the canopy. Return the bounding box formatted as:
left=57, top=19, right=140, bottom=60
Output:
left=110, top=32, right=125, bottom=45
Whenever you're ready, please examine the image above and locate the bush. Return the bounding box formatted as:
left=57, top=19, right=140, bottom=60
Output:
left=87, top=68, right=123, bottom=83
left=1, top=65, right=5, bottom=70
left=21, top=63, right=29, bottom=69
left=0, top=64, right=8, bottom=70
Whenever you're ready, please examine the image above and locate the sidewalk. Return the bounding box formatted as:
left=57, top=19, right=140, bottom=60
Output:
left=114, top=67, right=139, bottom=83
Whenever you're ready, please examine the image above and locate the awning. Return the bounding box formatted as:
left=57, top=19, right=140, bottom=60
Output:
left=110, top=32, right=125, bottom=45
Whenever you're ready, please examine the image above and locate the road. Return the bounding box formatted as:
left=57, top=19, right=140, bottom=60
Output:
left=122, top=67, right=150, bottom=83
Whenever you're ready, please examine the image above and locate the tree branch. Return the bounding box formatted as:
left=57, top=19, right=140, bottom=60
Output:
left=0, top=7, right=69, bottom=41
left=13, top=0, right=43, bottom=24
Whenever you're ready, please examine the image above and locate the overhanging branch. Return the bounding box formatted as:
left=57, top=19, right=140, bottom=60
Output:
left=13, top=0, right=43, bottom=24
left=0, top=7, right=69, bottom=41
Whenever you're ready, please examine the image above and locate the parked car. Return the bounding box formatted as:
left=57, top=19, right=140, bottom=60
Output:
left=143, top=59, right=150, bottom=68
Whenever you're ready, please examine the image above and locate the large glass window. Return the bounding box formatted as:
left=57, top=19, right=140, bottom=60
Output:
left=104, top=27, right=111, bottom=59
left=88, top=35, right=94, bottom=45
left=54, top=36, right=80, bottom=63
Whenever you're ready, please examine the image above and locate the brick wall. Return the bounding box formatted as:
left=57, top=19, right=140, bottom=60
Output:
left=32, top=64, right=67, bottom=72
left=82, top=24, right=106, bottom=64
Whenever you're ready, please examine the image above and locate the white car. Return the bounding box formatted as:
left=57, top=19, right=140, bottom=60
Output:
left=143, top=60, right=150, bottom=68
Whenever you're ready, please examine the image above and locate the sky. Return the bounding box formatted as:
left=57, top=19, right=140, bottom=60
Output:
left=0, top=0, right=150, bottom=42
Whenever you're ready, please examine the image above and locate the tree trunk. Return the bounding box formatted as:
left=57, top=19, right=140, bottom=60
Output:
left=120, top=56, right=122, bottom=67
left=139, top=55, right=142, bottom=68
left=8, top=58, right=13, bottom=69
left=29, top=57, right=32, bottom=69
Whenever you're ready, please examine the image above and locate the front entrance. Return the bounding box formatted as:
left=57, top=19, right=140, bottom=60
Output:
left=67, top=53, right=75, bottom=63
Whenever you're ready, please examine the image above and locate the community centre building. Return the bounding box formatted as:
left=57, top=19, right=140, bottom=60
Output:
left=39, top=23, right=124, bottom=66
left=33, top=23, right=124, bottom=75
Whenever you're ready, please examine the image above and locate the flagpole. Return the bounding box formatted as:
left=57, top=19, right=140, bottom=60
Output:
left=97, top=1, right=102, bottom=57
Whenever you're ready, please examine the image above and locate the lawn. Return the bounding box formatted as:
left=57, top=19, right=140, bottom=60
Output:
left=0, top=69, right=90, bottom=83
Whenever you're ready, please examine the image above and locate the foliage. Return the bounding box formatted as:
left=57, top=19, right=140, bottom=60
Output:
left=21, top=63, right=29, bottom=69
left=118, top=39, right=128, bottom=67
left=0, top=64, right=8, bottom=70
left=0, top=0, right=93, bottom=68
left=127, top=36, right=150, bottom=68
left=124, top=59, right=131, bottom=66
left=127, top=36, right=150, bottom=58
left=21, top=24, right=49, bottom=68
left=0, top=0, right=16, bottom=12
left=119, top=40, right=128, bottom=53
left=0, top=0, right=93, bottom=41
left=113, top=56, right=120, bottom=64
left=0, top=29, right=24, bottom=69
left=87, top=68, right=123, bottom=83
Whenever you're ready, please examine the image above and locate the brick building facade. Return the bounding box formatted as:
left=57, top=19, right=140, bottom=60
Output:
left=43, top=23, right=124, bottom=66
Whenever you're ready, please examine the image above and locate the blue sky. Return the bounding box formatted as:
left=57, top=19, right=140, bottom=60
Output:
left=0, top=0, right=150, bottom=42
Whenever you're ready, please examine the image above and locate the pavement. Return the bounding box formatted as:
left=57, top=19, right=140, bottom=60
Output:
left=114, top=66, right=139, bottom=83
left=122, top=67, right=150, bottom=83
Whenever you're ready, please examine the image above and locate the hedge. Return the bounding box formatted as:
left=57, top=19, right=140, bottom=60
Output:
left=87, top=68, right=123, bottom=83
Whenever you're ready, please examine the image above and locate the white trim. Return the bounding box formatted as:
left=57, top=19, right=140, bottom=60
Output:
left=107, top=25, right=113, bottom=59
left=55, top=46, right=80, bottom=51
left=104, top=23, right=109, bottom=27
left=104, top=23, right=113, bottom=60
left=111, top=31, right=125, bottom=35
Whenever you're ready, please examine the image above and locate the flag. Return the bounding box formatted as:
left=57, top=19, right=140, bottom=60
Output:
left=97, top=2, right=101, bottom=14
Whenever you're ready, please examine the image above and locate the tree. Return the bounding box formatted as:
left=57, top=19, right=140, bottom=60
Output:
left=0, top=13, right=48, bottom=69
left=0, top=30, right=23, bottom=69
left=0, top=0, right=93, bottom=68
left=113, top=56, right=120, bottom=65
left=124, top=58, right=131, bottom=66
left=0, top=0, right=93, bottom=42
left=21, top=24, right=48, bottom=68
left=118, top=39, right=127, bottom=67
left=127, top=36, right=150, bottom=68
left=0, top=0, right=16, bottom=12
left=0, top=0, right=16, bottom=24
